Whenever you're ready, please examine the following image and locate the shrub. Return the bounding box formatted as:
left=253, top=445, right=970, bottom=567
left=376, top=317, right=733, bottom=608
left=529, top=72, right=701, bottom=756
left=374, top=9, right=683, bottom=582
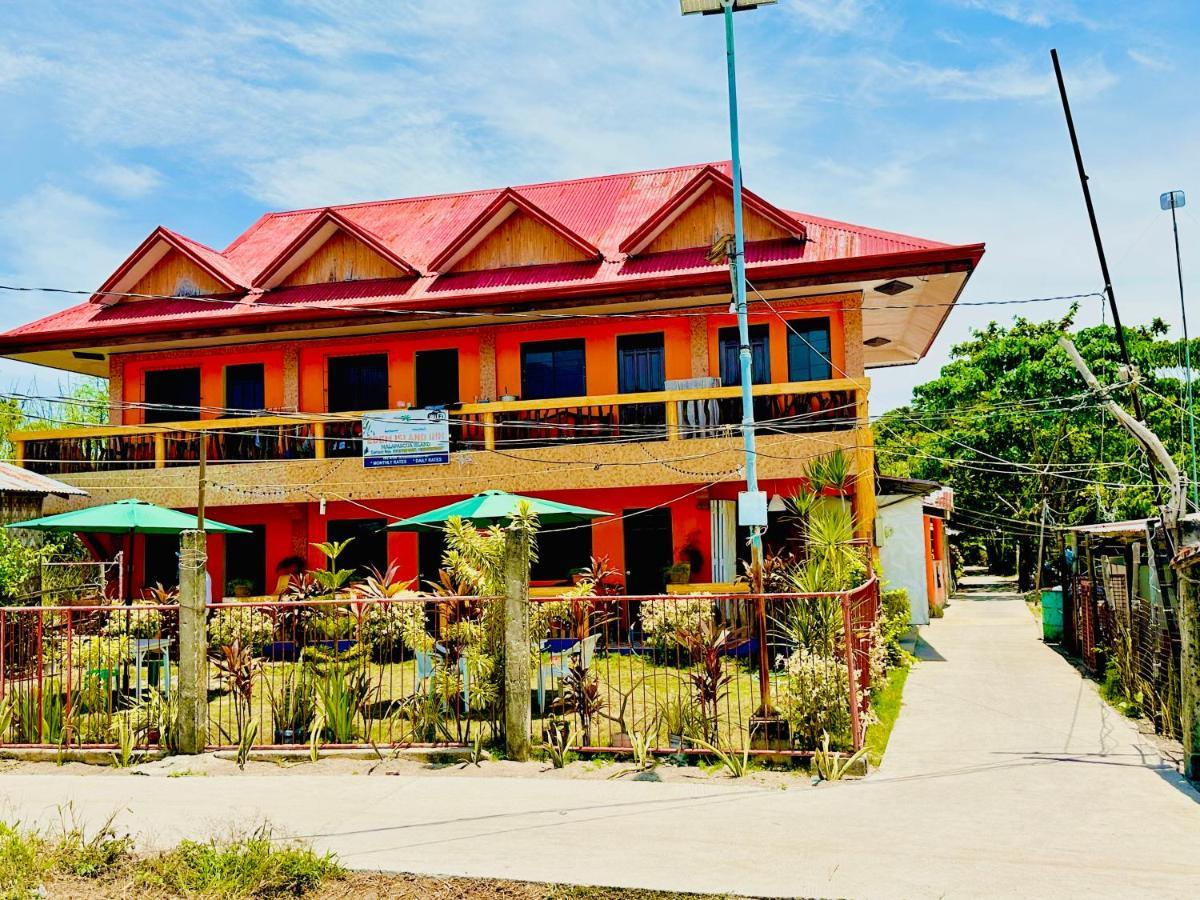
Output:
left=880, top=587, right=911, bottom=667
left=209, top=607, right=275, bottom=654
left=101, top=605, right=165, bottom=640
left=360, top=601, right=428, bottom=660
left=638, top=597, right=715, bottom=647
left=778, top=650, right=854, bottom=751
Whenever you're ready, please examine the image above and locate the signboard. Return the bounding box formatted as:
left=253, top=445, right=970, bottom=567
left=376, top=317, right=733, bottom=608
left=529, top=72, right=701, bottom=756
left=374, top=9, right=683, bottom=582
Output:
left=361, top=408, right=450, bottom=468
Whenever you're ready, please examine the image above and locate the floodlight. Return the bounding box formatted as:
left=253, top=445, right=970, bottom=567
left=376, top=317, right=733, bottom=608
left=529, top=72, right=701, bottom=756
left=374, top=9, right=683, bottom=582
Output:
left=1161, top=190, right=1186, bottom=211
left=680, top=0, right=776, bottom=15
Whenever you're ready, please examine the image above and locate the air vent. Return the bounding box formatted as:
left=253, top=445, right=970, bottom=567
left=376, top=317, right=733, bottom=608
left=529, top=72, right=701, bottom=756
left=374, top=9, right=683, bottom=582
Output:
left=874, top=280, right=913, bottom=296
left=72, top=351, right=106, bottom=361
left=864, top=337, right=891, bottom=348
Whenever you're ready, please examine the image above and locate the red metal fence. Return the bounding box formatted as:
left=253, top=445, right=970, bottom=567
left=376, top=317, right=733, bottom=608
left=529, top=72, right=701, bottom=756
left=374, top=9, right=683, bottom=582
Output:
left=0, top=580, right=879, bottom=755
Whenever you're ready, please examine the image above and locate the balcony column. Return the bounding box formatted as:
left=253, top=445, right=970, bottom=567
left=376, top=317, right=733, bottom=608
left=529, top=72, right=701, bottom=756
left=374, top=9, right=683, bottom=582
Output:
left=108, top=357, right=125, bottom=425
left=689, top=317, right=708, bottom=378
left=844, top=294, right=866, bottom=380
left=282, top=346, right=300, bottom=411
left=853, top=388, right=876, bottom=545
left=479, top=331, right=497, bottom=401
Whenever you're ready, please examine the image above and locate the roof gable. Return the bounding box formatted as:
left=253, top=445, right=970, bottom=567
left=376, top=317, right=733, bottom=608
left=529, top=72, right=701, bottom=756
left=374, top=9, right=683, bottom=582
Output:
left=253, top=209, right=417, bottom=288
left=619, top=166, right=806, bottom=256
left=95, top=227, right=247, bottom=305
left=428, top=189, right=601, bottom=273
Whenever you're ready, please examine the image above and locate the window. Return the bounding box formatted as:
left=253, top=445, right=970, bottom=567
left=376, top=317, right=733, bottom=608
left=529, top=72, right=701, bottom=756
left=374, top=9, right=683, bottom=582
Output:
left=530, top=525, right=594, bottom=584
left=326, top=518, right=388, bottom=578
left=143, top=367, right=200, bottom=423
left=617, top=333, right=666, bottom=428
left=327, top=354, right=388, bottom=412
left=786, top=318, right=833, bottom=382
left=718, top=325, right=770, bottom=386
left=225, top=363, right=265, bottom=415
left=520, top=339, right=586, bottom=400
left=414, top=349, right=460, bottom=408
left=224, top=525, right=267, bottom=595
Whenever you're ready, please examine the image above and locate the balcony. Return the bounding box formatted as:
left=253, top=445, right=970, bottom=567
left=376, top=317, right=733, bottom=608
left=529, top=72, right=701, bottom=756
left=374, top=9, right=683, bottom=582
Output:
left=13, top=378, right=866, bottom=478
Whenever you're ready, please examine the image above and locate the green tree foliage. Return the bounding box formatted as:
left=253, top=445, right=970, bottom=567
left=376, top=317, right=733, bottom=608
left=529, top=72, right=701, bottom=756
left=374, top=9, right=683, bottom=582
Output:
left=0, top=377, right=109, bottom=459
left=874, top=312, right=1196, bottom=580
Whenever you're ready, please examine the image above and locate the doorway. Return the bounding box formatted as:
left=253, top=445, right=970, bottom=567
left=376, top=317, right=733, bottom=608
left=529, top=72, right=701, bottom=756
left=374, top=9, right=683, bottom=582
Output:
left=622, top=508, right=674, bottom=596
left=325, top=518, right=388, bottom=578
left=224, top=524, right=267, bottom=595
left=143, top=367, right=200, bottom=423
left=225, top=363, right=265, bottom=415
left=327, top=354, right=388, bottom=412
left=414, top=349, right=460, bottom=408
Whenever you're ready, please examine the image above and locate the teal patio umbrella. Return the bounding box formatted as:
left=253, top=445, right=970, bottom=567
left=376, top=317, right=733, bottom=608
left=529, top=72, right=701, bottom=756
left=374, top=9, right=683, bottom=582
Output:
left=7, top=498, right=249, bottom=601
left=6, top=498, right=250, bottom=535
left=387, top=490, right=610, bottom=531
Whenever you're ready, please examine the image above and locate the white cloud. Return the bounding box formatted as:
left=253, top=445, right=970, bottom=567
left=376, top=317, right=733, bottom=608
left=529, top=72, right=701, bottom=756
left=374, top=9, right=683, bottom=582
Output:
left=864, top=54, right=1116, bottom=102
left=0, top=186, right=128, bottom=294
left=786, top=1, right=874, bottom=34
left=951, top=1, right=1092, bottom=28
left=1126, top=49, right=1171, bottom=72
left=0, top=50, right=46, bottom=90
left=88, top=162, right=164, bottom=199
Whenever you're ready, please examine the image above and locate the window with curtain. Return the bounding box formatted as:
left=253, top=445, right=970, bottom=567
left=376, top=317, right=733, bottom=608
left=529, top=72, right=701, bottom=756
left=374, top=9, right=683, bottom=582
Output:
left=786, top=318, right=833, bottom=382
left=718, top=324, right=770, bottom=386
left=225, top=363, right=265, bottom=415
left=520, top=339, right=587, bottom=400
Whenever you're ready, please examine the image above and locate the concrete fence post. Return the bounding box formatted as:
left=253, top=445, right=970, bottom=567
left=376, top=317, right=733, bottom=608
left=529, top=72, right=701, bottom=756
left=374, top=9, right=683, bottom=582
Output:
left=176, top=529, right=208, bottom=754
left=502, top=528, right=532, bottom=761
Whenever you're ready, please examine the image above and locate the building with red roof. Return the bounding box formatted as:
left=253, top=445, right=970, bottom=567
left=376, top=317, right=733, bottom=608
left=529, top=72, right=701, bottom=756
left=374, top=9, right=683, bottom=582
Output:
left=0, top=161, right=983, bottom=597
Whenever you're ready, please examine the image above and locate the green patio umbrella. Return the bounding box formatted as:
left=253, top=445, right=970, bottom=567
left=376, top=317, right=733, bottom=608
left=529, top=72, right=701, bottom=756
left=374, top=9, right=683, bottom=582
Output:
left=387, top=490, right=610, bottom=531
left=7, top=498, right=249, bottom=602
left=6, top=498, right=250, bottom=535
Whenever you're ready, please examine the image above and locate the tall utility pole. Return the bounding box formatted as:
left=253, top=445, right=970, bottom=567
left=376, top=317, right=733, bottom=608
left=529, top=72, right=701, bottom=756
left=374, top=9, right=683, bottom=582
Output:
left=681, top=0, right=774, bottom=714
left=1162, top=190, right=1196, bottom=509
left=1051, top=49, right=1145, bottom=424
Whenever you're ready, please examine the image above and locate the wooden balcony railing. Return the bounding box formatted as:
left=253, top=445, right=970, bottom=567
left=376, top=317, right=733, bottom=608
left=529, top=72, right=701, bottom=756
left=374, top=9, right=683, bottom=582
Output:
left=12, top=378, right=865, bottom=476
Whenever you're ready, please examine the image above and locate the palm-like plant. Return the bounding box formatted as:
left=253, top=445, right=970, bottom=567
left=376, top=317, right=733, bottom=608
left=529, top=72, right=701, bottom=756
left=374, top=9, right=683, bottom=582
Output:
left=211, top=639, right=257, bottom=744
left=673, top=620, right=750, bottom=744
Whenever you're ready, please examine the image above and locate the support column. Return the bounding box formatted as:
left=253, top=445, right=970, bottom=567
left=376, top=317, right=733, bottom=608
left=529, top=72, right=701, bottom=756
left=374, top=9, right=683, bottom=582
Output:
left=479, top=331, right=498, bottom=402
left=502, top=527, right=531, bottom=761
left=175, top=529, right=208, bottom=754
left=282, top=345, right=300, bottom=411
left=1179, top=570, right=1200, bottom=779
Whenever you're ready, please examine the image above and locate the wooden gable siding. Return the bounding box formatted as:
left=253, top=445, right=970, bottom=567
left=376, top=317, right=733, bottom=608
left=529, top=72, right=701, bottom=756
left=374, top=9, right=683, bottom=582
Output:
left=450, top=210, right=591, bottom=273
left=129, top=249, right=227, bottom=299
left=644, top=187, right=790, bottom=254
left=280, top=229, right=409, bottom=286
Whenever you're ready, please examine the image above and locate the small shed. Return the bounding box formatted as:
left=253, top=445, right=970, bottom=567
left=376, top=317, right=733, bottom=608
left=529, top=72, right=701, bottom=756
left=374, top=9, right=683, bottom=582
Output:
left=0, top=461, right=88, bottom=526
left=877, top=476, right=953, bottom=625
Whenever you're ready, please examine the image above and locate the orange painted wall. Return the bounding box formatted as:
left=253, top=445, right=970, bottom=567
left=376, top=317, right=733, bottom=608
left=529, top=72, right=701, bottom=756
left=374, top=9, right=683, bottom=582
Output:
left=706, top=304, right=846, bottom=382
left=122, top=347, right=286, bottom=424
left=495, top=319, right=694, bottom=398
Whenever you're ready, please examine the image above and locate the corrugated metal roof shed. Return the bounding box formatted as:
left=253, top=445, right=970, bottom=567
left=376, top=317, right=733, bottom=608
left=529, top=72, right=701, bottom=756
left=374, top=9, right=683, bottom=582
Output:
left=0, top=462, right=87, bottom=497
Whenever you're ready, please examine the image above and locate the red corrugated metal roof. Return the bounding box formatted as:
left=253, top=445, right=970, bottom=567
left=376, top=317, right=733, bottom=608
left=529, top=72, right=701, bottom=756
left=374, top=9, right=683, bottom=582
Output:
left=0, top=161, right=978, bottom=347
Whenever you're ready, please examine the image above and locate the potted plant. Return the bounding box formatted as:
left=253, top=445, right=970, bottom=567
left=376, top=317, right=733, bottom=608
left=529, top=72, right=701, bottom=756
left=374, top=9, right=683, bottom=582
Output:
left=663, top=697, right=702, bottom=751
left=227, top=578, right=255, bottom=599
left=662, top=562, right=691, bottom=586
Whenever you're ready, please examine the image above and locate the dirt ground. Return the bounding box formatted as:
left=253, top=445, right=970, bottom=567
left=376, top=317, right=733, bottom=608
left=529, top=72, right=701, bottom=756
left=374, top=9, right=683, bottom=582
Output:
left=41, top=869, right=750, bottom=899
left=0, top=749, right=816, bottom=789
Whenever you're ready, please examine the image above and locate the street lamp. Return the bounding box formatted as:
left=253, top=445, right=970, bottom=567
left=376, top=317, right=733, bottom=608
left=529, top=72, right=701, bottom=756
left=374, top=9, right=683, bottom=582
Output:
left=1161, top=189, right=1196, bottom=509
left=680, top=0, right=773, bottom=552
left=682, top=0, right=776, bottom=716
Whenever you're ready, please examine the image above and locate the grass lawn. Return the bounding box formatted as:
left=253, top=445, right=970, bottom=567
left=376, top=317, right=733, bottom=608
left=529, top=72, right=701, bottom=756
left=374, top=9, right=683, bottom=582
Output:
left=864, top=662, right=911, bottom=768
left=0, top=818, right=745, bottom=899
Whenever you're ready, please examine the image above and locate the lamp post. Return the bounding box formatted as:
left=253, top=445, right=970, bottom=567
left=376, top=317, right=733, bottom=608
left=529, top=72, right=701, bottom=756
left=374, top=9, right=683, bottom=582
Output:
left=1162, top=190, right=1196, bottom=509
left=682, top=0, right=776, bottom=717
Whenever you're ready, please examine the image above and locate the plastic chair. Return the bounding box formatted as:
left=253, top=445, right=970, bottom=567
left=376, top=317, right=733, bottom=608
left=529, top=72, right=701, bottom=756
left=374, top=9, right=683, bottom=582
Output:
left=133, top=638, right=172, bottom=697
left=414, top=646, right=471, bottom=707
left=537, top=633, right=600, bottom=713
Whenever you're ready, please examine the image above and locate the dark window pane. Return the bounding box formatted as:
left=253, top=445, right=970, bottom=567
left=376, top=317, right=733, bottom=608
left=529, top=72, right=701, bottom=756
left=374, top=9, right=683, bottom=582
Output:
left=786, top=318, right=833, bottom=382
left=520, top=339, right=586, bottom=400
left=225, top=363, right=265, bottom=415
left=327, top=354, right=388, bottom=412
left=144, top=368, right=200, bottom=423
left=415, top=349, right=460, bottom=408
left=326, top=518, right=388, bottom=578
left=718, top=325, right=770, bottom=386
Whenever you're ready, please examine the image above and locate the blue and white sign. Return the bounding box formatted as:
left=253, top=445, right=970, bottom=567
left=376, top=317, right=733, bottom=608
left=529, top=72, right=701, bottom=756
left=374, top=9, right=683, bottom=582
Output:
left=361, top=408, right=451, bottom=468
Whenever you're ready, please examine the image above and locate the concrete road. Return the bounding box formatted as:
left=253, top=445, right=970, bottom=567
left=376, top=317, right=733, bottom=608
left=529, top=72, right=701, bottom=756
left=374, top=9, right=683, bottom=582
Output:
left=1, top=588, right=1198, bottom=899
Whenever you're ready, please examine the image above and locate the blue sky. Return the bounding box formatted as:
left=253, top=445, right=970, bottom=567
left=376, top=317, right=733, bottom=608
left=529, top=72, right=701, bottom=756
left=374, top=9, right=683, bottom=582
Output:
left=0, top=0, right=1196, bottom=409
